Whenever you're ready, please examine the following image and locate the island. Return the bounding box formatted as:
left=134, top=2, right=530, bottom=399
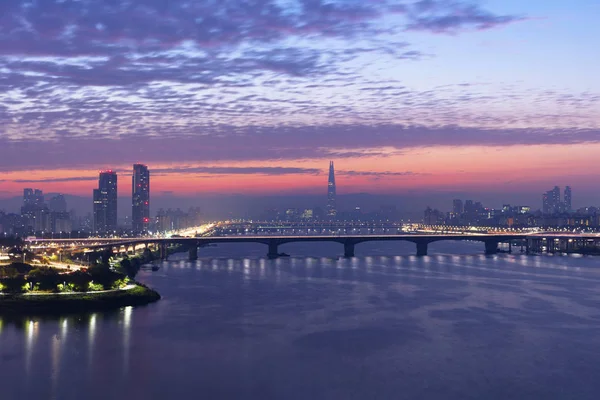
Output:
left=0, top=255, right=161, bottom=315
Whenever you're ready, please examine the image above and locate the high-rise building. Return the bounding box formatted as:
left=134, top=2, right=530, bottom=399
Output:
left=93, top=170, right=118, bottom=234
left=49, top=194, right=67, bottom=213
left=23, top=188, right=44, bottom=208
left=132, top=164, right=150, bottom=234
left=21, top=188, right=46, bottom=233
left=452, top=199, right=463, bottom=215
left=543, top=186, right=562, bottom=214
left=326, top=161, right=337, bottom=218
left=564, top=186, right=572, bottom=212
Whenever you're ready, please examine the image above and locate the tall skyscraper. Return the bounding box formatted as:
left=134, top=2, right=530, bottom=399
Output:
left=564, top=186, right=572, bottom=212
left=326, top=161, right=337, bottom=218
left=93, top=170, right=118, bottom=234
left=132, top=164, right=150, bottom=234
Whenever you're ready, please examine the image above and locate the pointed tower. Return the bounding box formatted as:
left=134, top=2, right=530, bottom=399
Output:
left=327, top=161, right=337, bottom=218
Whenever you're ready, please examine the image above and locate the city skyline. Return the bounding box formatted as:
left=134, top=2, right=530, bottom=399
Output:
left=1, top=1, right=599, bottom=200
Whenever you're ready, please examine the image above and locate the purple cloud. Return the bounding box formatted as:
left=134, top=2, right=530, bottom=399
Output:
left=1, top=125, right=599, bottom=172
left=405, top=1, right=524, bottom=33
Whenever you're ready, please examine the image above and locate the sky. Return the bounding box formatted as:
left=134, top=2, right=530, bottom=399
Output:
left=1, top=0, right=599, bottom=207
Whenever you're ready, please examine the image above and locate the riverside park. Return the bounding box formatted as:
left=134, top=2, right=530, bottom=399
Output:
left=0, top=239, right=160, bottom=315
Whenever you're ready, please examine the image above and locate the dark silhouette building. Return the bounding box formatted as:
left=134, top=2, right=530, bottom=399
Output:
left=48, top=194, right=67, bottom=213
left=23, top=188, right=44, bottom=208
left=543, top=186, right=568, bottom=214
left=132, top=164, right=150, bottom=234
left=564, top=186, right=572, bottom=212
left=21, top=188, right=46, bottom=233
left=452, top=199, right=463, bottom=215
left=326, top=161, right=337, bottom=218
left=93, top=170, right=118, bottom=234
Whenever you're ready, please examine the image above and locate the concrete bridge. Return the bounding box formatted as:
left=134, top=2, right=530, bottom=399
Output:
left=32, top=234, right=528, bottom=260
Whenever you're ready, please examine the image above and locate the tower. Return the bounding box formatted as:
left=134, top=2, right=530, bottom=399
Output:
left=132, top=164, right=150, bottom=234
left=327, top=161, right=337, bottom=218
left=93, top=170, right=118, bottom=234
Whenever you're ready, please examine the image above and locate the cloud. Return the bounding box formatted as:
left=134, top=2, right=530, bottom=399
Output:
left=1, top=125, right=600, bottom=172
left=11, top=177, right=97, bottom=183
left=339, top=170, right=424, bottom=177
left=0, top=0, right=523, bottom=88
left=405, top=1, right=524, bottom=33
left=152, top=166, right=321, bottom=175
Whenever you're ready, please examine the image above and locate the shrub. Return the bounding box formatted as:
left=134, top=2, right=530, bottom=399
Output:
left=88, top=282, right=104, bottom=292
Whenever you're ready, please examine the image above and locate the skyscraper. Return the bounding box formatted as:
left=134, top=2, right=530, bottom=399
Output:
left=564, top=186, right=572, bottom=212
left=326, top=161, right=337, bottom=218
left=132, top=164, right=150, bottom=234
left=93, top=170, right=118, bottom=234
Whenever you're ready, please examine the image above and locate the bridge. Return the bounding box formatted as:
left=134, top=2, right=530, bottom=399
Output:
left=26, top=233, right=528, bottom=260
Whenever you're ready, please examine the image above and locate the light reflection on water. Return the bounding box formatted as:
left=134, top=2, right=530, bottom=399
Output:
left=2, top=242, right=600, bottom=399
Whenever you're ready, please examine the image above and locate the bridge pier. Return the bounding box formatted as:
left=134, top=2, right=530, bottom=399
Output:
left=485, top=240, right=499, bottom=255
left=159, top=243, right=168, bottom=260
left=267, top=241, right=279, bottom=259
left=189, top=245, right=198, bottom=261
left=416, top=241, right=428, bottom=257
left=344, top=241, right=355, bottom=258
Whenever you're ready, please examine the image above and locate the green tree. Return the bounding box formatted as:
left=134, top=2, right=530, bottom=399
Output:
left=66, top=271, right=93, bottom=292
left=28, top=268, right=61, bottom=292
left=89, top=264, right=124, bottom=290
left=0, top=276, right=27, bottom=293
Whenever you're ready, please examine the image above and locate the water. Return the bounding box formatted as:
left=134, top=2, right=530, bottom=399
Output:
left=2, top=241, right=600, bottom=399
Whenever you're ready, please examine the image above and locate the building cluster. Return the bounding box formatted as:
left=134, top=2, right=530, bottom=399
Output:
left=0, top=163, right=207, bottom=237
left=542, top=186, right=571, bottom=214
left=155, top=207, right=202, bottom=232
left=423, top=186, right=600, bottom=228
left=91, top=164, right=150, bottom=235
left=0, top=190, right=75, bottom=236
left=425, top=201, right=532, bottom=227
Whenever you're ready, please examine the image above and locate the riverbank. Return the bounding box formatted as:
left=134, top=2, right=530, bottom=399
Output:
left=0, top=284, right=160, bottom=315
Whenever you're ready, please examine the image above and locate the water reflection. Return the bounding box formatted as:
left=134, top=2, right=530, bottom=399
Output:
left=88, top=313, right=97, bottom=369
left=25, top=319, right=38, bottom=375
left=50, top=332, right=62, bottom=398
left=123, top=307, right=132, bottom=374
left=3, top=244, right=600, bottom=399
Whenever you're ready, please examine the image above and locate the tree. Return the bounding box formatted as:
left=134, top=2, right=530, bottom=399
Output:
left=66, top=271, right=93, bottom=292
left=0, top=262, right=32, bottom=278
left=100, top=249, right=113, bottom=266
left=28, top=268, right=61, bottom=292
left=89, top=264, right=124, bottom=289
left=0, top=276, right=27, bottom=293
left=0, top=265, right=19, bottom=279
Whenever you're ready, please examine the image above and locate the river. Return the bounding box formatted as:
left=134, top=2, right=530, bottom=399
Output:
left=2, top=241, right=600, bottom=399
